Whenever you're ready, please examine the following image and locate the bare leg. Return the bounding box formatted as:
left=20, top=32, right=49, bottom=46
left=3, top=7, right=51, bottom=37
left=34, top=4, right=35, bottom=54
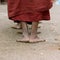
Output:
left=29, top=22, right=45, bottom=43
left=28, top=22, right=41, bottom=34
left=16, top=22, right=29, bottom=42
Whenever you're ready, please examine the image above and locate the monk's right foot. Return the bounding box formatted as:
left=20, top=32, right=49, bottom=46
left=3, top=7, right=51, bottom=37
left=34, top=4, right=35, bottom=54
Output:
left=16, top=37, right=29, bottom=43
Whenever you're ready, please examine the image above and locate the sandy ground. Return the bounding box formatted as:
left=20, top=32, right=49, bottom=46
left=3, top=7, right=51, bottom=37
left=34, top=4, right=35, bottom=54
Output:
left=0, top=4, right=60, bottom=60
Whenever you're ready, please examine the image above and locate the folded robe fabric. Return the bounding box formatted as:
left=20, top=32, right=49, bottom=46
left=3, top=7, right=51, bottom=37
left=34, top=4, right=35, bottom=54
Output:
left=8, top=0, right=53, bottom=22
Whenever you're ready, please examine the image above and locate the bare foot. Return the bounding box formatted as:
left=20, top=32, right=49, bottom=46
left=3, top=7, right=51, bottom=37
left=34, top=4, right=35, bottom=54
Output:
left=16, top=37, right=29, bottom=43
left=11, top=23, right=22, bottom=29
left=29, top=36, right=46, bottom=43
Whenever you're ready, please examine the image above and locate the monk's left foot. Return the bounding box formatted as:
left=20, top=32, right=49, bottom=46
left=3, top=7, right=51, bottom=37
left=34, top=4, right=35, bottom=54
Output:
left=29, top=36, right=46, bottom=43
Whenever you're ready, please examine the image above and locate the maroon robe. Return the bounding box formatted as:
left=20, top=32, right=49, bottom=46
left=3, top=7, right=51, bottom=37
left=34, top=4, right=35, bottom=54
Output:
left=7, top=0, right=52, bottom=22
